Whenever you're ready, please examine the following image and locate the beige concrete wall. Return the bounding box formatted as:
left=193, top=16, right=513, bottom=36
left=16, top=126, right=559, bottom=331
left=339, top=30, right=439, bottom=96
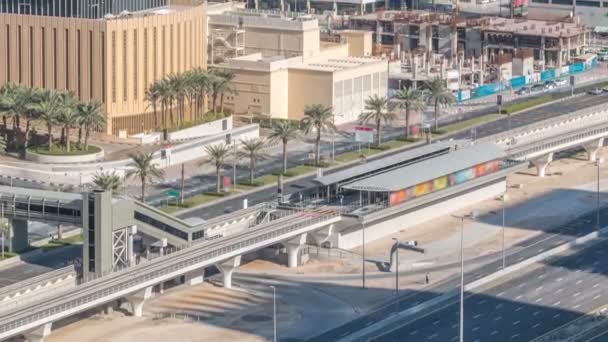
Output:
left=287, top=69, right=333, bottom=121
left=224, top=68, right=271, bottom=116
left=340, top=30, right=373, bottom=57
left=269, top=68, right=289, bottom=119
left=0, top=3, right=208, bottom=135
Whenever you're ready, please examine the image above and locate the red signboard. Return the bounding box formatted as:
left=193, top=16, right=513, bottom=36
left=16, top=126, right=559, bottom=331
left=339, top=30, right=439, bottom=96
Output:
left=512, top=0, right=526, bottom=8
left=354, top=126, right=374, bottom=132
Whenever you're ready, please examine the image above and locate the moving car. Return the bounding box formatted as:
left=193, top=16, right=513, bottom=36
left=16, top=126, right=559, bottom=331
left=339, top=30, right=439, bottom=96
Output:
left=555, top=79, right=568, bottom=87
left=515, top=87, right=531, bottom=95
left=531, top=84, right=545, bottom=92
left=544, top=81, right=556, bottom=90
left=588, top=88, right=603, bottom=95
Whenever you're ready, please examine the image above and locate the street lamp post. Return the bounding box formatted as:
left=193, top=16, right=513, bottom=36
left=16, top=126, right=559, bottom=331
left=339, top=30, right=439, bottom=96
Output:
left=501, top=193, right=508, bottom=269
left=270, top=285, right=277, bottom=342
left=233, top=141, right=237, bottom=187
left=597, top=158, right=602, bottom=230
left=392, top=238, right=400, bottom=315
left=360, top=215, right=366, bottom=289
left=454, top=211, right=476, bottom=342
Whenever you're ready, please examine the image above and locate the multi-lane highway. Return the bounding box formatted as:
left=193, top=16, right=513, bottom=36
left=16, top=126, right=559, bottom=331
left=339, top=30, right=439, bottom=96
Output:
left=308, top=197, right=608, bottom=341
left=180, top=92, right=608, bottom=220
left=372, top=238, right=608, bottom=342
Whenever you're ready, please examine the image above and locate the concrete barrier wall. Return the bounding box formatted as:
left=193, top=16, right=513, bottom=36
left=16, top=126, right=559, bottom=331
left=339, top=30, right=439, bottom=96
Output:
left=337, top=181, right=506, bottom=249
left=0, top=274, right=77, bottom=314
left=25, top=147, right=105, bottom=164
left=168, top=117, right=233, bottom=141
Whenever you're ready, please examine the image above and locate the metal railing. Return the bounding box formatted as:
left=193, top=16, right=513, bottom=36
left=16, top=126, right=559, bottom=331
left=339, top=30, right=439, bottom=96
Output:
left=0, top=266, right=75, bottom=300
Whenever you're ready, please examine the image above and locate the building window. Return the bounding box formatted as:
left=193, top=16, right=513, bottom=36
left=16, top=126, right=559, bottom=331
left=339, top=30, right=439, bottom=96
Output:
left=89, top=30, right=93, bottom=99
left=551, top=0, right=572, bottom=4
left=5, top=25, right=9, bottom=82
left=29, top=26, right=34, bottom=87
left=41, top=27, right=46, bottom=88
left=153, top=27, right=157, bottom=82
left=53, top=28, right=57, bottom=88
left=531, top=0, right=549, bottom=3
left=101, top=31, right=106, bottom=103
left=170, top=24, right=173, bottom=74
left=18, top=25, right=22, bottom=83
left=111, top=31, right=116, bottom=103
left=133, top=29, right=138, bottom=100
left=123, top=30, right=127, bottom=102
left=161, top=26, right=165, bottom=76
left=143, top=28, right=148, bottom=90
left=177, top=23, right=180, bottom=72
left=77, top=29, right=81, bottom=98
left=65, top=29, right=70, bottom=90
left=576, top=0, right=600, bottom=5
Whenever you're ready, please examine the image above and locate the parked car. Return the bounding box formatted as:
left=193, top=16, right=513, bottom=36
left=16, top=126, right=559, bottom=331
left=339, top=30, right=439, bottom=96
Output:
left=602, top=87, right=608, bottom=93
left=588, top=88, right=603, bottom=95
left=531, top=84, right=545, bottom=92
left=555, top=79, right=568, bottom=87
left=515, top=87, right=531, bottom=95
left=544, top=81, right=556, bottom=90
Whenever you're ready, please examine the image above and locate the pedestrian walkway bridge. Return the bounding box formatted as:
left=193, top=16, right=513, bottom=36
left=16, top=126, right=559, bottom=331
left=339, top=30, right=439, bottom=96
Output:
left=0, top=207, right=340, bottom=341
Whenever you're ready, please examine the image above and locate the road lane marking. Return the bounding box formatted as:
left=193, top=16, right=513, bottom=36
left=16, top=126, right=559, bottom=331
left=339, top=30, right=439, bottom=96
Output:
left=574, top=304, right=582, bottom=309
left=512, top=334, right=520, bottom=339
left=557, top=278, right=563, bottom=282
left=491, top=330, right=499, bottom=336
left=533, top=311, right=541, bottom=316
left=472, top=326, right=480, bottom=332
left=553, top=301, right=561, bottom=306
left=535, top=298, right=543, bottom=303
left=553, top=313, right=561, bottom=319
left=576, top=280, right=583, bottom=285
left=409, top=330, right=418, bottom=335
left=473, top=314, right=482, bottom=319
left=433, top=320, right=440, bottom=325
left=515, top=306, right=523, bottom=312
left=515, top=295, right=523, bottom=300
left=594, top=283, right=600, bottom=288
left=494, top=316, right=502, bottom=321
left=533, top=323, right=541, bottom=328
left=428, top=333, right=438, bottom=339
left=497, top=291, right=505, bottom=297
left=477, top=300, right=486, bottom=305
left=556, top=288, right=564, bottom=293
left=574, top=292, right=581, bottom=297
left=594, top=294, right=602, bottom=300
left=513, top=321, right=521, bottom=326
left=536, top=286, right=544, bottom=291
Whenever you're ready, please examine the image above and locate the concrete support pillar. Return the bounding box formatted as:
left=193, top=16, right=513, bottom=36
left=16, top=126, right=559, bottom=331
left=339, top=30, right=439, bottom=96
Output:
left=10, top=218, right=28, bottom=252
left=531, top=153, right=553, bottom=177
left=306, top=0, right=311, bottom=13
left=583, top=138, right=605, bottom=161
left=126, top=286, right=153, bottom=317
left=285, top=233, right=307, bottom=268
left=23, top=322, right=52, bottom=342
left=184, top=267, right=205, bottom=286
left=216, top=256, right=241, bottom=289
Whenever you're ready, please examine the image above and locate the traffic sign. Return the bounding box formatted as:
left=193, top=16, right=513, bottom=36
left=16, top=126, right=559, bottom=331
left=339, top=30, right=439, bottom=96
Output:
left=164, top=189, right=180, bottom=198
left=354, top=126, right=375, bottom=143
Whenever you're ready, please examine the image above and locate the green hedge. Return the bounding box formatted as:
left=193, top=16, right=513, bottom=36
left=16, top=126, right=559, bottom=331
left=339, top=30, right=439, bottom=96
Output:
left=252, top=116, right=301, bottom=129
left=28, top=144, right=102, bottom=156
left=166, top=112, right=229, bottom=133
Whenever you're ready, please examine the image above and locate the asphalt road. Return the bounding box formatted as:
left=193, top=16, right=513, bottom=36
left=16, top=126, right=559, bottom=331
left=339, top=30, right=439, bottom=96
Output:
left=372, top=239, right=608, bottom=342
left=307, top=198, right=608, bottom=341
left=0, top=245, right=80, bottom=287
left=179, top=92, right=608, bottom=220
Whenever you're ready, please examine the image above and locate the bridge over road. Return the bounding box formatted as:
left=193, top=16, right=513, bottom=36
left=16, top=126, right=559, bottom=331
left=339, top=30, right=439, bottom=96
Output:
left=0, top=207, right=340, bottom=341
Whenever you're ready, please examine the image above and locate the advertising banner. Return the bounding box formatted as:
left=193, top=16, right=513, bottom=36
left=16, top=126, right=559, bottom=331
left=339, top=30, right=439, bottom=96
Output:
left=433, top=176, right=448, bottom=191
left=455, top=168, right=475, bottom=184
left=415, top=182, right=432, bottom=197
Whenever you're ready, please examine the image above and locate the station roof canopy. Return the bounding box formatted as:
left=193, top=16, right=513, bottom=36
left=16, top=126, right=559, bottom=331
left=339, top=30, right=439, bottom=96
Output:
left=0, top=185, right=81, bottom=202
left=341, top=143, right=504, bottom=192
left=314, top=140, right=468, bottom=187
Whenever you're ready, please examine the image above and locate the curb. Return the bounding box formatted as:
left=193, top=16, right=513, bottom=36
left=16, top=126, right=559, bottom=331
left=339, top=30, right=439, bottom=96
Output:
left=339, top=227, right=608, bottom=342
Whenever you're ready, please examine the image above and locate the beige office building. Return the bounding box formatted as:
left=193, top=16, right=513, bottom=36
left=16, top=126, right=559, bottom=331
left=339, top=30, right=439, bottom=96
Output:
left=0, top=0, right=207, bottom=135
left=212, top=11, right=386, bottom=124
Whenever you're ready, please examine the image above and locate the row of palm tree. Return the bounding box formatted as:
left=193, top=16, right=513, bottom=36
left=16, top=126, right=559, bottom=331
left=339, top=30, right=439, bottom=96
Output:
left=0, top=84, right=105, bottom=155
left=145, top=68, right=236, bottom=132
left=95, top=78, right=455, bottom=202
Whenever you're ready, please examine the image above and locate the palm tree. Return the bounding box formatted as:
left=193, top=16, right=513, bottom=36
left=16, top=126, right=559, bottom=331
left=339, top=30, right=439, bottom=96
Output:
left=126, top=153, right=164, bottom=202
left=395, top=87, right=425, bottom=139
left=359, top=95, right=397, bottom=146
left=78, top=101, right=105, bottom=151
left=56, top=92, right=79, bottom=153
left=211, top=68, right=236, bottom=114
left=30, top=90, right=61, bottom=151
left=21, top=88, right=43, bottom=152
left=239, top=137, right=267, bottom=184
left=424, top=78, right=456, bottom=131
left=268, top=121, right=300, bottom=174
left=145, top=83, right=161, bottom=130
left=301, top=104, right=335, bottom=166
left=92, top=171, right=123, bottom=194
left=201, top=143, right=231, bottom=193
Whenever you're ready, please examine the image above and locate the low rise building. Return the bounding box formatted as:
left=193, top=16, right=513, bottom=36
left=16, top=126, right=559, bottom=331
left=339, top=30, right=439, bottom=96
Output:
left=211, top=10, right=387, bottom=124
